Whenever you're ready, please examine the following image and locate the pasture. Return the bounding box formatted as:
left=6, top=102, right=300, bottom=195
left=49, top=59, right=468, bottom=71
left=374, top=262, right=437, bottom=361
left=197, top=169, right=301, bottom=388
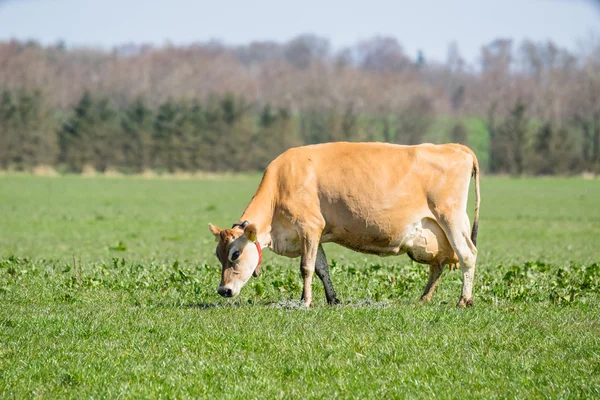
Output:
left=1, top=175, right=599, bottom=398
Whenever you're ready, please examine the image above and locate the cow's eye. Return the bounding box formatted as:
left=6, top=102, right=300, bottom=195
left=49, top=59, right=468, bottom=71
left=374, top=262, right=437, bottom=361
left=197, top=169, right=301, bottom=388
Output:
left=231, top=250, right=241, bottom=261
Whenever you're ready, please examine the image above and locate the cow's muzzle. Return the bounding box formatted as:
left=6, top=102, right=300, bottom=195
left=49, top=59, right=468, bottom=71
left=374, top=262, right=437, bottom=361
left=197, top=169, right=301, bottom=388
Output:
left=218, top=286, right=233, bottom=297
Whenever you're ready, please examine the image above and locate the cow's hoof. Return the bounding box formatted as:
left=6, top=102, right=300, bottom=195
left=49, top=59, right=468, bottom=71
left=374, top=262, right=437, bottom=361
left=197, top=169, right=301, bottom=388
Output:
left=419, top=295, right=433, bottom=303
left=327, top=298, right=341, bottom=306
left=457, top=297, right=474, bottom=308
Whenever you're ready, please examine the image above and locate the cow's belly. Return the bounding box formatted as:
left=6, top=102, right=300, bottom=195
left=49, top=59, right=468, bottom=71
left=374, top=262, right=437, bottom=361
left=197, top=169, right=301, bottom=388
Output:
left=270, top=217, right=409, bottom=257
left=318, top=190, right=431, bottom=256
left=323, top=231, right=406, bottom=256
left=323, top=218, right=458, bottom=264
left=321, top=220, right=411, bottom=257
left=269, top=211, right=458, bottom=266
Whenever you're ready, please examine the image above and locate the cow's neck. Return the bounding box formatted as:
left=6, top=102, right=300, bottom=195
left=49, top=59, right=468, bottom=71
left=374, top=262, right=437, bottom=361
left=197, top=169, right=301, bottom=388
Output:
left=239, top=178, right=275, bottom=249
left=239, top=206, right=272, bottom=249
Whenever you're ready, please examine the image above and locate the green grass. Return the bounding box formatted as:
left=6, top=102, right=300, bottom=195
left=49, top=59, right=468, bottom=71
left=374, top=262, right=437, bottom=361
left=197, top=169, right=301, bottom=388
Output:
left=1, top=175, right=599, bottom=398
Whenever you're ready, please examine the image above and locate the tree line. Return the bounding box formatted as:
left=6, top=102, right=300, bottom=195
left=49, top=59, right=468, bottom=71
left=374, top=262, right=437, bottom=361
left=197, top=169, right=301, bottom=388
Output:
left=1, top=87, right=598, bottom=174
left=0, top=89, right=438, bottom=172
left=0, top=35, right=599, bottom=174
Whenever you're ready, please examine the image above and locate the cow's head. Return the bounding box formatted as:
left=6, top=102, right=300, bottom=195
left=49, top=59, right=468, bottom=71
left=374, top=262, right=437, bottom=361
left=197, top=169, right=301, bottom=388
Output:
left=208, top=221, right=262, bottom=298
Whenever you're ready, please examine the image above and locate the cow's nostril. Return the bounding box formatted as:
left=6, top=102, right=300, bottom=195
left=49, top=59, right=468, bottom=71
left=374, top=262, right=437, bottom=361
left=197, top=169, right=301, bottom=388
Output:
left=218, top=287, right=233, bottom=297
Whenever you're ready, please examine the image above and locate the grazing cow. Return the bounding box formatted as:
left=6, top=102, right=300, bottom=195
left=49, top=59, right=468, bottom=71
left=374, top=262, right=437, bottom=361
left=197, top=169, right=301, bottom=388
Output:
left=209, top=142, right=480, bottom=307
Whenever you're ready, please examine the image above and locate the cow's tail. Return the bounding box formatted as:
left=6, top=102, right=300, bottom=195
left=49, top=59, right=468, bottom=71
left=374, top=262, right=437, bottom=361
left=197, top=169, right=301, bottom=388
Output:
left=470, top=151, right=480, bottom=247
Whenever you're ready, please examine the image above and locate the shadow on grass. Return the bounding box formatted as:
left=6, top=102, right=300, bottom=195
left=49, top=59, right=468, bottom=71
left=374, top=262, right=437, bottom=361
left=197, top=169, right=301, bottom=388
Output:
left=181, top=301, right=258, bottom=310
left=163, top=297, right=441, bottom=310
left=184, top=302, right=222, bottom=309
left=166, top=300, right=385, bottom=310
left=261, top=299, right=396, bottom=309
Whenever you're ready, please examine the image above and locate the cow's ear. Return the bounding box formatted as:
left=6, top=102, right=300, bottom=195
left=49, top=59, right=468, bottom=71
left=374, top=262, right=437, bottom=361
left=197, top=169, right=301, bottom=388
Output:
left=208, top=223, right=222, bottom=241
left=244, top=223, right=258, bottom=242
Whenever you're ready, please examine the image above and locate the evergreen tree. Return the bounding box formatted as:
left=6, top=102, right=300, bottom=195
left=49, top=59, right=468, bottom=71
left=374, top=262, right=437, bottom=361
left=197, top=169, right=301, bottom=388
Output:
left=121, top=97, right=154, bottom=172
left=59, top=90, right=120, bottom=172
left=0, top=90, right=17, bottom=168
left=153, top=98, right=180, bottom=172
left=16, top=90, right=59, bottom=168
left=185, top=99, right=211, bottom=171
left=59, top=90, right=94, bottom=171
left=252, top=104, right=298, bottom=170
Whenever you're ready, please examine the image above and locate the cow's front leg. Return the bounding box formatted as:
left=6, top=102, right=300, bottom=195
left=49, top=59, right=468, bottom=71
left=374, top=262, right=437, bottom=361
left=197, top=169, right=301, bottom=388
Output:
left=299, top=236, right=319, bottom=307
left=315, top=244, right=340, bottom=305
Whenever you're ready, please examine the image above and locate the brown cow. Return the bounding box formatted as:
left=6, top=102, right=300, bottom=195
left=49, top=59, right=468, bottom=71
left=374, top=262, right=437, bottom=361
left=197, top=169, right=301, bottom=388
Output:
left=209, top=142, right=480, bottom=307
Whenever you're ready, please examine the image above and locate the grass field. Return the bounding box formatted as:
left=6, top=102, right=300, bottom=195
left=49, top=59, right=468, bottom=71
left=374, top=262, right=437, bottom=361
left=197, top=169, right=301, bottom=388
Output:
left=1, top=175, right=599, bottom=398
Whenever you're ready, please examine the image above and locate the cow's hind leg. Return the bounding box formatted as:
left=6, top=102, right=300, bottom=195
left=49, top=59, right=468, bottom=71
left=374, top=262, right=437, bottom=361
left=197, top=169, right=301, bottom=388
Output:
left=315, top=244, right=339, bottom=305
left=437, top=214, right=478, bottom=308
left=420, top=262, right=444, bottom=303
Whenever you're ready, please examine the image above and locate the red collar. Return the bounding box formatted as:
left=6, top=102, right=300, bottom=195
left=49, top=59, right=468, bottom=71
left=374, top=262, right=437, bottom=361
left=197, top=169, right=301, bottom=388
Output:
left=255, top=241, right=262, bottom=267
left=253, top=241, right=263, bottom=277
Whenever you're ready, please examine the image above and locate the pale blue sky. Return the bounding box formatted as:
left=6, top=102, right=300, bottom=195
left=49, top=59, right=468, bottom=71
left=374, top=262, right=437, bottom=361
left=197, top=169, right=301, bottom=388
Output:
left=0, top=0, right=598, bottom=63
